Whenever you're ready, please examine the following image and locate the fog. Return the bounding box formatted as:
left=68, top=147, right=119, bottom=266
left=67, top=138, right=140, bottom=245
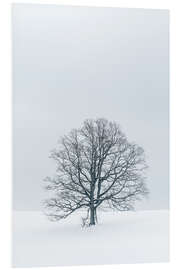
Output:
left=12, top=4, right=169, bottom=210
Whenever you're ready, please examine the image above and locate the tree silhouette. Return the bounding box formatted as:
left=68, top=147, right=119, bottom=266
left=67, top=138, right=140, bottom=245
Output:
left=44, top=118, right=148, bottom=226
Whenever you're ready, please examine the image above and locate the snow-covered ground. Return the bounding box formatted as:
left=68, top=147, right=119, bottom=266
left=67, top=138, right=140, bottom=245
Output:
left=12, top=210, right=169, bottom=267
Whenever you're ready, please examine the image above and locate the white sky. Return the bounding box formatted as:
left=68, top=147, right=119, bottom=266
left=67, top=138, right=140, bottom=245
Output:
left=12, top=4, right=169, bottom=211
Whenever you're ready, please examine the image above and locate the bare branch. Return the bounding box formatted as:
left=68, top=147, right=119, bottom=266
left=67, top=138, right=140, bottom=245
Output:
left=43, top=118, right=148, bottom=225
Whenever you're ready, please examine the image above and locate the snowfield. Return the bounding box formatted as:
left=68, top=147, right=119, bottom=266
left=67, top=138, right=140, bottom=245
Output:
left=12, top=210, right=169, bottom=267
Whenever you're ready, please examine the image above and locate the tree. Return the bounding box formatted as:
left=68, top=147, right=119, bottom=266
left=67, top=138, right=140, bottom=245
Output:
left=43, top=118, right=148, bottom=226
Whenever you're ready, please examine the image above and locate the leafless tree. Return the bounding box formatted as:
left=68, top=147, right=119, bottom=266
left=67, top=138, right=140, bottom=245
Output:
left=43, top=118, right=148, bottom=226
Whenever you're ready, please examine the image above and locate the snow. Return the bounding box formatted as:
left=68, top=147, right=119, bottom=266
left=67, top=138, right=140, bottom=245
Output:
left=12, top=210, right=169, bottom=267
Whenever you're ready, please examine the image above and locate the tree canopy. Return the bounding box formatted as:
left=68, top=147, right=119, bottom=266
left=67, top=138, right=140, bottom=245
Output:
left=44, top=118, right=148, bottom=226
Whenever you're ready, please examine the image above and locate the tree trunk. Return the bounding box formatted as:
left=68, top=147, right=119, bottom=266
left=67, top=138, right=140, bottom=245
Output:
left=95, top=208, right=98, bottom=223
left=89, top=206, right=95, bottom=226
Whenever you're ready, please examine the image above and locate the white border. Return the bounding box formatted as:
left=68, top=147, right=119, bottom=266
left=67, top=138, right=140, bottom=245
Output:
left=0, top=0, right=179, bottom=269
left=4, top=0, right=172, bottom=9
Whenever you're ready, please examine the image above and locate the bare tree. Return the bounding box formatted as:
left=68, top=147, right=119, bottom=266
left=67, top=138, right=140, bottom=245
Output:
left=43, top=118, right=148, bottom=226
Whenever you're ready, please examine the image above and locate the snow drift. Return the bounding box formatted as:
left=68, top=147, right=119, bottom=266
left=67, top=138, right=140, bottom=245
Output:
left=12, top=210, right=169, bottom=267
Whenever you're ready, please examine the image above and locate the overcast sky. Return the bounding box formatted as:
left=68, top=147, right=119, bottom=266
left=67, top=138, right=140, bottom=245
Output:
left=12, top=4, right=169, bottom=211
